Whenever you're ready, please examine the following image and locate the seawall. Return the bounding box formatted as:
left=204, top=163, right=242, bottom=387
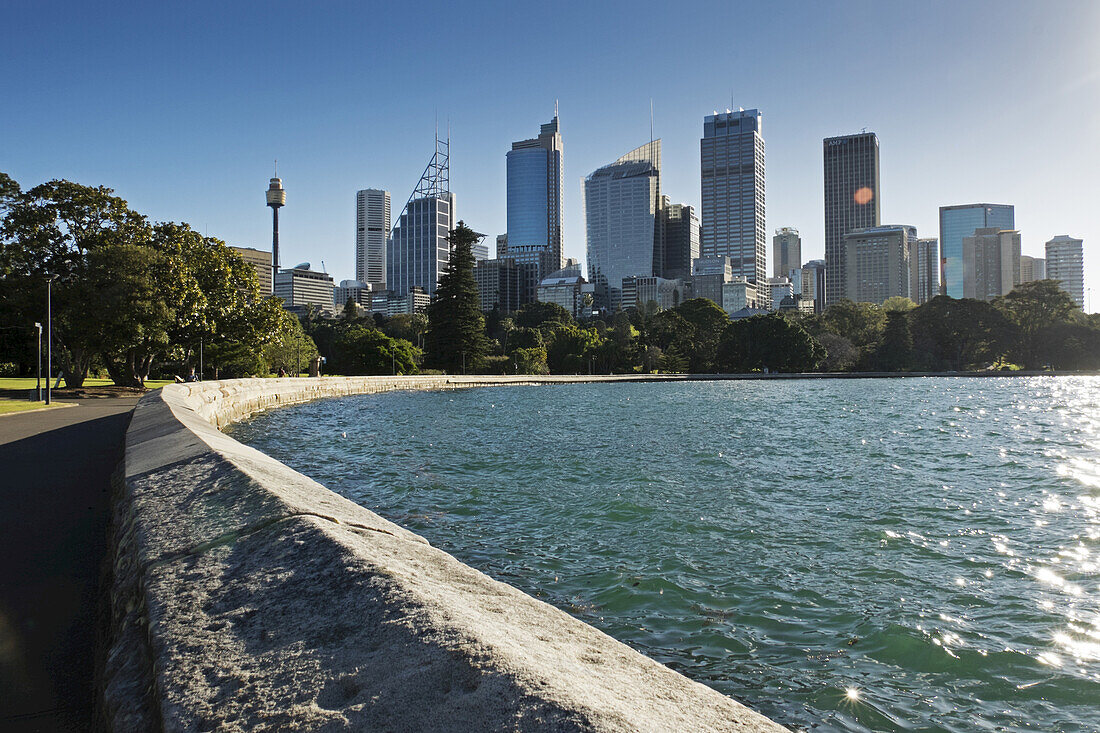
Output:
left=104, top=375, right=789, bottom=732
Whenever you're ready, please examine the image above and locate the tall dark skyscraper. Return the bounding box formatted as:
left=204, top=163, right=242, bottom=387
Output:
left=700, top=109, right=766, bottom=284
left=823, top=132, right=880, bottom=305
left=659, top=196, right=699, bottom=281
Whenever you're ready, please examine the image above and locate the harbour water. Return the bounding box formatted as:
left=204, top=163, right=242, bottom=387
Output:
left=230, top=377, right=1100, bottom=732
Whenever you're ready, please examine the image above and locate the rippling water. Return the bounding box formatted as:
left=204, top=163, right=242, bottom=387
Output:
left=230, top=378, right=1100, bottom=732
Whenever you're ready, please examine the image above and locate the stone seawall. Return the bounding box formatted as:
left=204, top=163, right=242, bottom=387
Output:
left=104, top=376, right=788, bottom=732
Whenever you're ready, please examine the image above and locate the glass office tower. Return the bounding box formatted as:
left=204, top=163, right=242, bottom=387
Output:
left=584, top=140, right=661, bottom=311
left=939, top=204, right=1014, bottom=299
left=700, top=109, right=766, bottom=284
left=824, top=132, right=880, bottom=305
left=506, top=115, right=564, bottom=275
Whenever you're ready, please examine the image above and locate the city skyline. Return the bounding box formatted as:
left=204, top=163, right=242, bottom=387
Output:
left=2, top=1, right=1097, bottom=311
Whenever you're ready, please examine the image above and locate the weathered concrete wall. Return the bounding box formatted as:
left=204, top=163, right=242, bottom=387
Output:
left=105, top=376, right=788, bottom=732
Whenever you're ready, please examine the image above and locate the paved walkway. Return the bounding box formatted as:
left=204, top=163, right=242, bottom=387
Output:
left=0, top=397, right=139, bottom=732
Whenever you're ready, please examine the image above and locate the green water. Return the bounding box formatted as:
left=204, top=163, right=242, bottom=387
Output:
left=230, top=377, right=1100, bottom=732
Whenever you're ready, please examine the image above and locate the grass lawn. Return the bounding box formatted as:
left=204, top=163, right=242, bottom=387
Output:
left=0, top=377, right=174, bottom=395
left=0, top=400, right=72, bottom=415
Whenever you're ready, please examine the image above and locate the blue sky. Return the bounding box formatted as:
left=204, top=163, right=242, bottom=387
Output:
left=3, top=0, right=1098, bottom=310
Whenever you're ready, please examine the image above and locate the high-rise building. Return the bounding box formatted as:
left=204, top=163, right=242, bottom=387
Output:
left=660, top=196, right=699, bottom=281
left=938, top=204, right=1014, bottom=299
left=1020, top=255, right=1046, bottom=283
left=962, top=228, right=1020, bottom=301
left=473, top=257, right=527, bottom=314
left=584, top=140, right=662, bottom=311
left=799, top=260, right=827, bottom=313
left=229, top=246, right=274, bottom=297
left=355, top=189, right=390, bottom=288
left=537, top=262, right=593, bottom=319
left=701, top=109, right=766, bottom=284
left=689, top=255, right=733, bottom=305
left=274, top=264, right=335, bottom=310
left=334, top=280, right=372, bottom=309
left=842, top=225, right=917, bottom=305
left=471, top=239, right=489, bottom=262
left=1045, top=235, right=1085, bottom=308
left=387, top=138, right=454, bottom=296
left=507, top=114, right=564, bottom=278
left=824, top=133, right=880, bottom=305
left=772, top=228, right=801, bottom=279
left=913, top=238, right=940, bottom=304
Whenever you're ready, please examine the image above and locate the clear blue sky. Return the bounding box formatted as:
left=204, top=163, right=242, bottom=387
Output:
left=3, top=0, right=1098, bottom=310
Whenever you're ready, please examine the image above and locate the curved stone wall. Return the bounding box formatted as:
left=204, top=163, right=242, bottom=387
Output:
left=105, top=376, right=788, bottom=732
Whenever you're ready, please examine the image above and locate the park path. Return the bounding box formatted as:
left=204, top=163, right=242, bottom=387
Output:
left=0, top=397, right=139, bottom=732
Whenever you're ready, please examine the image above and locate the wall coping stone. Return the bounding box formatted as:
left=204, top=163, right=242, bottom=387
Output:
left=105, top=375, right=789, bottom=732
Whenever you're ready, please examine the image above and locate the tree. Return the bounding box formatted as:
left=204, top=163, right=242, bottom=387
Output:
left=514, top=301, right=572, bottom=329
left=263, top=314, right=319, bottom=375
left=332, top=325, right=418, bottom=375
left=344, top=298, right=359, bottom=320
left=672, top=298, right=729, bottom=372
left=816, top=332, right=859, bottom=372
left=425, top=222, right=488, bottom=373
left=509, top=346, right=549, bottom=375
left=995, top=280, right=1079, bottom=369
left=909, top=296, right=1011, bottom=371
left=871, top=311, right=913, bottom=371
left=545, top=323, right=605, bottom=373
left=716, top=313, right=822, bottom=373
left=882, top=296, right=917, bottom=313
left=656, top=345, right=689, bottom=373
left=820, top=300, right=886, bottom=359
left=0, top=179, right=151, bottom=385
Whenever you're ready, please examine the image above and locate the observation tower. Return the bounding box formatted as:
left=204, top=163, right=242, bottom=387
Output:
left=266, top=170, right=286, bottom=270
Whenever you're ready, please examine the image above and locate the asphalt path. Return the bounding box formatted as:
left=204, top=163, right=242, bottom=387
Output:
left=0, top=397, right=139, bottom=732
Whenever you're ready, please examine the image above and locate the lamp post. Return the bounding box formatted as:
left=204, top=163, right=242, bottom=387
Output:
left=46, top=276, right=55, bottom=405
left=34, top=322, right=42, bottom=402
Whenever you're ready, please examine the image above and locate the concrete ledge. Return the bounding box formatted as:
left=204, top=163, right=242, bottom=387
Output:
left=105, top=376, right=788, bottom=732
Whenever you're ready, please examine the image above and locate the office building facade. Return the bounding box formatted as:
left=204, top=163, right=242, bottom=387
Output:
left=355, top=189, right=390, bottom=288
left=387, top=193, right=454, bottom=297
left=584, top=140, right=662, bottom=311
left=701, top=109, right=766, bottom=284
left=333, top=280, right=372, bottom=309
left=842, top=225, right=916, bottom=305
left=799, top=259, right=827, bottom=313
left=772, top=227, right=801, bottom=279
left=824, top=133, right=880, bottom=304
left=1045, top=235, right=1085, bottom=308
left=1019, top=255, right=1046, bottom=283
left=962, top=228, right=1020, bottom=301
left=939, top=204, right=1014, bottom=299
left=230, top=246, right=274, bottom=297
left=274, top=265, right=335, bottom=310
left=507, top=114, right=564, bottom=278
left=913, top=238, right=939, bottom=304
left=473, top=257, right=527, bottom=314
left=661, top=197, right=699, bottom=281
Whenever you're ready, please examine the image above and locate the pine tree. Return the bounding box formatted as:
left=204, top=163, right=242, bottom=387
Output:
left=425, top=222, right=488, bottom=373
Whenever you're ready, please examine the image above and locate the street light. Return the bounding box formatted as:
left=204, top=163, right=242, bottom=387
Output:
left=34, top=322, right=42, bottom=402
left=46, top=275, right=56, bottom=405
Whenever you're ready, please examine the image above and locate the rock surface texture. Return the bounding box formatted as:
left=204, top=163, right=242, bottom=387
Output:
left=105, top=376, right=789, bottom=732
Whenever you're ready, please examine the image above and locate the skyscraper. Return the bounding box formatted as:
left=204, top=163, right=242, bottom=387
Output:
left=823, top=132, right=880, bottom=305
left=701, top=109, right=766, bottom=284
left=355, top=189, right=390, bottom=288
left=841, top=225, right=916, bottom=305
left=387, top=138, right=455, bottom=297
left=938, top=204, right=1014, bottom=298
left=772, top=227, right=801, bottom=279
left=584, top=140, right=661, bottom=311
left=506, top=114, right=564, bottom=275
left=913, top=238, right=940, bottom=304
left=660, top=196, right=699, bottom=281
left=962, top=228, right=1020, bottom=301
left=1045, top=235, right=1085, bottom=308
left=1020, top=255, right=1046, bottom=283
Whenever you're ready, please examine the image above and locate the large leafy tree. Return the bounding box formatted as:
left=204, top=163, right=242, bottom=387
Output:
left=994, top=280, right=1079, bottom=369
left=672, top=298, right=729, bottom=372
left=909, top=296, right=1011, bottom=371
left=716, top=313, right=822, bottom=373
left=331, top=325, right=418, bottom=375
left=0, top=179, right=151, bottom=385
left=425, top=222, right=488, bottom=373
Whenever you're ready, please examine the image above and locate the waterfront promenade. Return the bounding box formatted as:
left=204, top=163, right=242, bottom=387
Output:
left=0, top=397, right=138, bottom=732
